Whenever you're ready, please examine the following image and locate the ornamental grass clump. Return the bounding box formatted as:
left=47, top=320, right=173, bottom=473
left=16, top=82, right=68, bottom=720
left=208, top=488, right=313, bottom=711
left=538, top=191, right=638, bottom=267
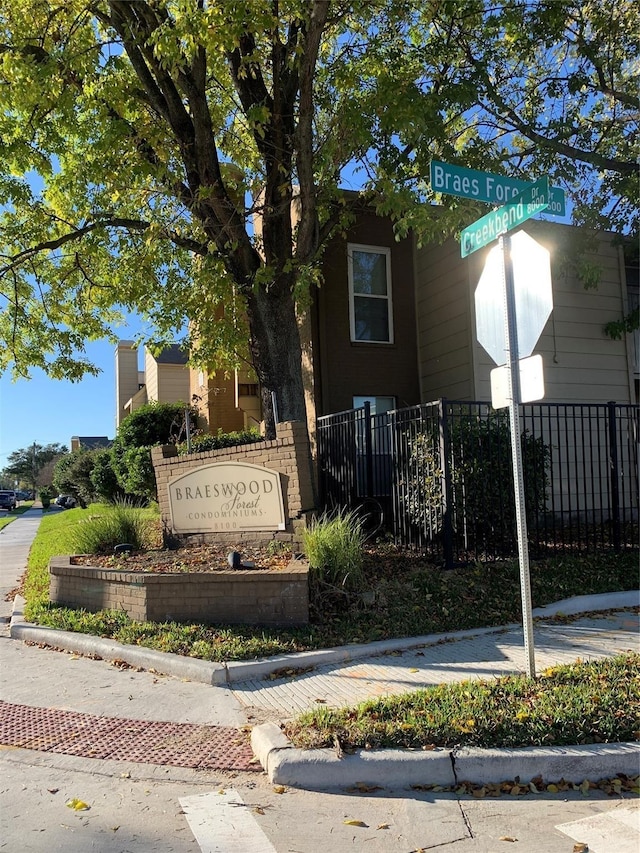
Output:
left=71, top=500, right=153, bottom=555
left=302, top=507, right=366, bottom=592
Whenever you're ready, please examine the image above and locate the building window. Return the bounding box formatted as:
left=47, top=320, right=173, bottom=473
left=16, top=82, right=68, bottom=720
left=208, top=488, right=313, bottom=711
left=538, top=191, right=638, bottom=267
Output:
left=353, top=395, right=395, bottom=453
left=353, top=395, right=395, bottom=415
left=238, top=383, right=259, bottom=397
left=348, top=244, right=393, bottom=343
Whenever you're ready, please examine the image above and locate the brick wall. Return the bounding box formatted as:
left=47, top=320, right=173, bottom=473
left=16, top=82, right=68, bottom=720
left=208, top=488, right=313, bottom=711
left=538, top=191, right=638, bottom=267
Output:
left=151, top=420, right=317, bottom=548
left=50, top=557, right=309, bottom=626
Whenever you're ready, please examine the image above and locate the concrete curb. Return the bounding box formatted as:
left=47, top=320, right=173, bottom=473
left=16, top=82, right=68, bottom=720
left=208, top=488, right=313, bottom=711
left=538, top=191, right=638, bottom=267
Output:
left=251, top=722, right=640, bottom=790
left=10, top=596, right=228, bottom=685
left=10, top=590, right=639, bottom=685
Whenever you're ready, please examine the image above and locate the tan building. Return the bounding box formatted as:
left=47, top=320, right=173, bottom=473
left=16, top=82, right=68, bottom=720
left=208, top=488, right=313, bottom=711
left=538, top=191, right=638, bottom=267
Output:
left=116, top=212, right=638, bottom=438
left=115, top=341, right=190, bottom=429
left=414, top=221, right=637, bottom=407
left=115, top=341, right=262, bottom=436
left=189, top=365, right=261, bottom=436
left=301, top=212, right=636, bottom=428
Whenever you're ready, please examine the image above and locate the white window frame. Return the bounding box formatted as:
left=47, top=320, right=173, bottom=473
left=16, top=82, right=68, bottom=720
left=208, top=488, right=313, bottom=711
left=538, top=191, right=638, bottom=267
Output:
left=347, top=244, right=394, bottom=344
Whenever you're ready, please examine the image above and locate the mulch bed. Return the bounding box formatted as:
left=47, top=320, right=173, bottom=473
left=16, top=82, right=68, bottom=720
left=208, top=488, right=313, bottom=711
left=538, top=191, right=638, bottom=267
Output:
left=71, top=542, right=294, bottom=573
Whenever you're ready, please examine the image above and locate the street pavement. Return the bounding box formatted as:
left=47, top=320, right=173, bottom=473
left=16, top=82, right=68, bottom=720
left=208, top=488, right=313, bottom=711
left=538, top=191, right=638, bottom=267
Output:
left=1, top=506, right=638, bottom=852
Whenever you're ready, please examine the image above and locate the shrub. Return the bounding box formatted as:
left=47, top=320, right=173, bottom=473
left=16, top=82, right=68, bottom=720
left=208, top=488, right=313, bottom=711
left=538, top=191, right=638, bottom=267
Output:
left=302, top=507, right=366, bottom=591
left=404, top=411, right=550, bottom=552
left=108, top=401, right=199, bottom=503
left=110, top=443, right=157, bottom=502
left=90, top=449, right=125, bottom=503
left=71, top=500, right=154, bottom=554
left=116, top=400, right=196, bottom=447
left=177, top=428, right=263, bottom=455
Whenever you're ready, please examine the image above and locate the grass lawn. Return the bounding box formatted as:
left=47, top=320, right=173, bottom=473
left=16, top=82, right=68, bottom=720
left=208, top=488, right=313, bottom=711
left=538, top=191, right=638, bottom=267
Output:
left=285, top=653, right=640, bottom=751
left=19, top=503, right=639, bottom=662
left=0, top=503, right=34, bottom=531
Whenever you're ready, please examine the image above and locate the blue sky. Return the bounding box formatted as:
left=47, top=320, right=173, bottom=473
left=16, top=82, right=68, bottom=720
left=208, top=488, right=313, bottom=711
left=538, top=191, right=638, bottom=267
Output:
left=0, top=324, right=142, bottom=467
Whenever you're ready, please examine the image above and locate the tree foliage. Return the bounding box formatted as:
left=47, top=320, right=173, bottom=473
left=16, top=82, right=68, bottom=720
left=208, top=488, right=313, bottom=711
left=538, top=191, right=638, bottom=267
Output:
left=1, top=0, right=637, bottom=434
left=3, top=442, right=67, bottom=490
left=364, top=0, right=638, bottom=239
left=53, top=448, right=99, bottom=506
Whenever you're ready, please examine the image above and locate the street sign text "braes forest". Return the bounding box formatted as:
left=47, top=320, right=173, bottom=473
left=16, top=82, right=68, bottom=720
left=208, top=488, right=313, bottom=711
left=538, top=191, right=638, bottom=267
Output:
left=430, top=160, right=565, bottom=216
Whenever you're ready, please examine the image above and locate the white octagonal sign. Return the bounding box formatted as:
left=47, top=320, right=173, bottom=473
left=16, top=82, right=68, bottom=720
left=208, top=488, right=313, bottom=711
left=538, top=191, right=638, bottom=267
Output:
left=475, top=230, right=552, bottom=365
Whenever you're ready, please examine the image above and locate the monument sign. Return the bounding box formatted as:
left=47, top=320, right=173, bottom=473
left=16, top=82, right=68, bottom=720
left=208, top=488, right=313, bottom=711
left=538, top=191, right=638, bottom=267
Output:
left=168, top=462, right=286, bottom=534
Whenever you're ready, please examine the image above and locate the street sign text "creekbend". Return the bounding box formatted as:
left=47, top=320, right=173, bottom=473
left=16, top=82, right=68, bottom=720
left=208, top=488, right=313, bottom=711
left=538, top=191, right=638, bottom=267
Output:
left=460, top=177, right=550, bottom=257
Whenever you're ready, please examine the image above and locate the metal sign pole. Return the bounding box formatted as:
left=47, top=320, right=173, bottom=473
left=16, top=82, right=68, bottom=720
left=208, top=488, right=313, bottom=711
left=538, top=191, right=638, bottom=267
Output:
left=500, top=235, right=536, bottom=678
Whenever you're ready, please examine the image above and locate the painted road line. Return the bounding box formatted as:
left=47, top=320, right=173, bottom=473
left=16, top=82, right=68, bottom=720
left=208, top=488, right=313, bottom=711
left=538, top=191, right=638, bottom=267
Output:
left=556, top=806, right=640, bottom=853
left=180, top=789, right=277, bottom=853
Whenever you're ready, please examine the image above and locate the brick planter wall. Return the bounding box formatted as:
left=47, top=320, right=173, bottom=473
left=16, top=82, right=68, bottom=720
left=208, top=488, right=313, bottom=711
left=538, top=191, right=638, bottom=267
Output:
left=151, top=420, right=316, bottom=549
left=49, top=557, right=309, bottom=626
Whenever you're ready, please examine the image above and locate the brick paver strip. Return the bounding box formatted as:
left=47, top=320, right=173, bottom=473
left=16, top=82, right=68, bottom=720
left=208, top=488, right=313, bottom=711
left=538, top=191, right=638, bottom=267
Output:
left=0, top=700, right=257, bottom=771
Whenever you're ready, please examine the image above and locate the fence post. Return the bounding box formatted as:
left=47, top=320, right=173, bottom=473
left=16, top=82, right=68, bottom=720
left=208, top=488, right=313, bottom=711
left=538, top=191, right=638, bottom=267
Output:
left=439, top=399, right=454, bottom=569
left=607, top=401, right=621, bottom=552
left=363, top=401, right=373, bottom=499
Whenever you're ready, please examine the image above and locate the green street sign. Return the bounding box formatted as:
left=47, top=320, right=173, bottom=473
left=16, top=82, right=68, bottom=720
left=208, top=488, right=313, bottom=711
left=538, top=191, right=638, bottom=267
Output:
left=430, top=160, right=565, bottom=217
left=460, top=176, right=550, bottom=258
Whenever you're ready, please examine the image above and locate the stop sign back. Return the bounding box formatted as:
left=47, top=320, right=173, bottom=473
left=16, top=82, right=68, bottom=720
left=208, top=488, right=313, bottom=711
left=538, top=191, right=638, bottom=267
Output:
left=475, top=230, right=552, bottom=365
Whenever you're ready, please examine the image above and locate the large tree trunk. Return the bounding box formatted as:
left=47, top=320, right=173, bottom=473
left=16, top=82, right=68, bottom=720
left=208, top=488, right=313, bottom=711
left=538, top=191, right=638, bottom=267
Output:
left=245, top=270, right=306, bottom=439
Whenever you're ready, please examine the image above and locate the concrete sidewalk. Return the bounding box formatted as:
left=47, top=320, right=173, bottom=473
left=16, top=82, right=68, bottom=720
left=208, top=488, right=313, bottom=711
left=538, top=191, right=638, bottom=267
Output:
left=2, top=507, right=639, bottom=792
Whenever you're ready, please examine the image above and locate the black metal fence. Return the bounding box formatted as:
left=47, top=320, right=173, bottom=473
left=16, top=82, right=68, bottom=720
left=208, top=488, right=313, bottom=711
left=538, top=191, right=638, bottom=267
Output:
left=316, top=399, right=639, bottom=567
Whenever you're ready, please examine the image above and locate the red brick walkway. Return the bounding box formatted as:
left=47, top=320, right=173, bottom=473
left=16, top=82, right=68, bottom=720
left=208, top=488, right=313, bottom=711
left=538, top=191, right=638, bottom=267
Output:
left=0, top=700, right=258, bottom=771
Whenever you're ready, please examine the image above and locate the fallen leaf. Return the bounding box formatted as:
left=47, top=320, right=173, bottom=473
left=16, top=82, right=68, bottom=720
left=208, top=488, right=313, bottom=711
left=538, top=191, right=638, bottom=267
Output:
left=314, top=698, right=327, bottom=703
left=499, top=837, right=518, bottom=843
left=409, top=668, right=419, bottom=673
left=66, top=798, right=90, bottom=811
left=343, top=819, right=367, bottom=827
left=573, top=844, right=589, bottom=853
left=253, top=807, right=265, bottom=815
left=348, top=783, right=382, bottom=793
left=472, top=786, right=486, bottom=798
left=47, top=788, right=59, bottom=794
left=273, top=786, right=286, bottom=794
left=377, top=823, right=390, bottom=830
left=546, top=783, right=559, bottom=793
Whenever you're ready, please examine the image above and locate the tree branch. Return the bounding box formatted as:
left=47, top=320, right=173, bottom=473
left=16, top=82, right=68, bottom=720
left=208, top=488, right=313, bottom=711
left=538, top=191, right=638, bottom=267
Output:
left=295, top=0, right=329, bottom=264
left=0, top=216, right=208, bottom=277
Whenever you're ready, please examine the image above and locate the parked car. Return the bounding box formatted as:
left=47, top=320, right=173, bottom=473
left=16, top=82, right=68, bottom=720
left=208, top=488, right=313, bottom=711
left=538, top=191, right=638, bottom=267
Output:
left=54, top=494, right=77, bottom=509
left=0, top=490, right=17, bottom=511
